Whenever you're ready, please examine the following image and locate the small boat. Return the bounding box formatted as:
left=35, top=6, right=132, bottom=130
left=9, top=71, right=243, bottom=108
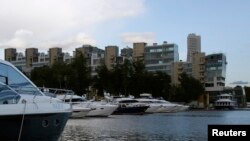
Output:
left=0, top=59, right=72, bottom=141
left=214, top=93, right=237, bottom=110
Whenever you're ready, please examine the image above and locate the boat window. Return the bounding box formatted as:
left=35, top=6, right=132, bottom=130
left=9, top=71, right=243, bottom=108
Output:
left=120, top=100, right=138, bottom=103
left=0, top=63, right=42, bottom=96
left=0, top=83, right=20, bottom=104
left=64, top=98, right=85, bottom=103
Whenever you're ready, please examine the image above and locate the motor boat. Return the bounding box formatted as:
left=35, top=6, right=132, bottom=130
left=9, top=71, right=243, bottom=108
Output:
left=214, top=93, right=237, bottom=110
left=84, top=101, right=118, bottom=117
left=58, top=94, right=118, bottom=117
left=57, top=94, right=92, bottom=118
left=155, top=100, right=189, bottom=113
left=111, top=97, right=149, bottom=115
left=0, top=59, right=72, bottom=141
left=138, top=93, right=189, bottom=113
left=135, top=95, right=162, bottom=113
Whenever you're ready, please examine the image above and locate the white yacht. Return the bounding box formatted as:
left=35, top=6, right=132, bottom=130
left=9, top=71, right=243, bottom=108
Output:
left=57, top=94, right=92, bottom=118
left=155, top=99, right=191, bottom=113
left=59, top=94, right=118, bottom=117
left=214, top=93, right=237, bottom=110
left=84, top=101, right=118, bottom=117
left=0, top=59, right=72, bottom=141
left=111, top=97, right=149, bottom=115
left=136, top=94, right=163, bottom=113
left=137, top=93, right=189, bottom=113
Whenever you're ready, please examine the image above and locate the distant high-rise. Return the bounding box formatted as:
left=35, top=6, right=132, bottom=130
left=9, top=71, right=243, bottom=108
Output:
left=105, top=46, right=119, bottom=70
left=4, top=48, right=17, bottom=62
left=25, top=48, right=38, bottom=68
left=121, top=47, right=133, bottom=58
left=49, top=47, right=63, bottom=66
left=133, top=42, right=146, bottom=62
left=187, top=33, right=201, bottom=62
left=75, top=45, right=105, bottom=76
left=205, top=53, right=227, bottom=92
left=144, top=41, right=179, bottom=75
left=171, top=61, right=192, bottom=84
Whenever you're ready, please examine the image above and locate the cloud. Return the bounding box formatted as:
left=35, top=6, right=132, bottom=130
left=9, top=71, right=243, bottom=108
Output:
left=34, top=32, right=96, bottom=50
left=0, top=0, right=145, bottom=49
left=74, top=33, right=96, bottom=46
left=230, top=81, right=249, bottom=85
left=1, top=29, right=96, bottom=51
left=121, top=32, right=156, bottom=44
left=4, top=29, right=35, bottom=48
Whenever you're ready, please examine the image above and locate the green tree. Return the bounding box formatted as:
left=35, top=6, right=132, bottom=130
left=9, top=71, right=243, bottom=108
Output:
left=129, top=60, right=146, bottom=97
left=69, top=52, right=91, bottom=96
left=51, top=62, right=70, bottom=88
left=31, top=66, right=55, bottom=88
left=93, top=63, right=113, bottom=96
left=178, top=73, right=204, bottom=103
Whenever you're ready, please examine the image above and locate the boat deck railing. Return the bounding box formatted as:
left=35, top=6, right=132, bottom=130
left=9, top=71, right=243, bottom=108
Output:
left=38, top=87, right=75, bottom=103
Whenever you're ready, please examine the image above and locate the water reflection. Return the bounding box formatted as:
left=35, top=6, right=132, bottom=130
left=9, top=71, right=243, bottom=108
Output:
left=61, top=111, right=250, bottom=141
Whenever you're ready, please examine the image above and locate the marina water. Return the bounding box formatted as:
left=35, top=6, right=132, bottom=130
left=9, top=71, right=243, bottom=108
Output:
left=61, top=110, right=250, bottom=141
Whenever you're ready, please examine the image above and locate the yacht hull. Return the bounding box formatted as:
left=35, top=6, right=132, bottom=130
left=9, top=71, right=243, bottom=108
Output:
left=0, top=112, right=71, bottom=141
left=86, top=105, right=118, bottom=117
left=112, top=106, right=149, bottom=115
left=214, top=106, right=235, bottom=110
left=71, top=109, right=90, bottom=118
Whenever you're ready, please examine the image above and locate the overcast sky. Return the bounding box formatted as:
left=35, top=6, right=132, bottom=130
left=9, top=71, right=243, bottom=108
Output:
left=0, top=0, right=250, bottom=85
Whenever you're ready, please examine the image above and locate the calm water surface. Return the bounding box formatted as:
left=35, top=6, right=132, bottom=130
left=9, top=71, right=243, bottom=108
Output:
left=61, top=111, right=250, bottom=141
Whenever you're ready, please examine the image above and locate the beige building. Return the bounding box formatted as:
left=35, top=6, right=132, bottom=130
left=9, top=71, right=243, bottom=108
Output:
left=105, top=46, right=119, bottom=70
left=75, top=47, right=85, bottom=57
left=192, top=52, right=205, bottom=83
left=187, top=33, right=201, bottom=62
left=171, top=52, right=205, bottom=85
left=49, top=47, right=63, bottom=66
left=25, top=48, right=38, bottom=68
left=132, top=42, right=146, bottom=62
left=75, top=45, right=93, bottom=57
left=171, top=61, right=192, bottom=85
left=4, top=48, right=17, bottom=62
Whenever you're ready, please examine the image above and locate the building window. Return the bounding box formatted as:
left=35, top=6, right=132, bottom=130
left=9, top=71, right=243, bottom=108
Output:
left=149, top=49, right=155, bottom=53
left=209, top=67, right=216, bottom=70
left=168, top=47, right=174, bottom=51
left=205, top=83, right=214, bottom=87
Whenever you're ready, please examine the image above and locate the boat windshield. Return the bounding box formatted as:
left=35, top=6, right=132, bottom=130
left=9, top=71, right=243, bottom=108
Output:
left=0, top=63, right=42, bottom=96
left=0, top=83, right=21, bottom=104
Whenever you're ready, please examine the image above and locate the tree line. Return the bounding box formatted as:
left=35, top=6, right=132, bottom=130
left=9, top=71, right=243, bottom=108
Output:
left=30, top=54, right=205, bottom=103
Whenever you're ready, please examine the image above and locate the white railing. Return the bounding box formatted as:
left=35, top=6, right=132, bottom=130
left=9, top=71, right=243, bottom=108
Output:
left=38, top=87, right=75, bottom=102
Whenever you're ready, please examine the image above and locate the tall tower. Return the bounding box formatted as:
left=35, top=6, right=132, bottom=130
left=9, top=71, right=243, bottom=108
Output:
left=132, top=42, right=146, bottom=62
left=49, top=47, right=63, bottom=66
left=4, top=48, right=17, bottom=61
left=105, top=46, right=119, bottom=70
left=25, top=48, right=38, bottom=68
left=187, top=33, right=201, bottom=62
